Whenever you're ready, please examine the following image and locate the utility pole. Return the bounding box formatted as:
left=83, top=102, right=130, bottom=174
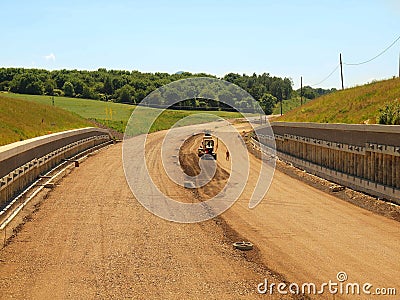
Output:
left=340, top=53, right=344, bottom=90
left=300, top=76, right=303, bottom=105
left=280, top=98, right=283, bottom=116
left=398, top=51, right=400, bottom=77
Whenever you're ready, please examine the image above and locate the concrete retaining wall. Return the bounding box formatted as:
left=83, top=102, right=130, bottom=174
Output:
left=0, top=128, right=111, bottom=207
left=256, top=122, right=400, bottom=204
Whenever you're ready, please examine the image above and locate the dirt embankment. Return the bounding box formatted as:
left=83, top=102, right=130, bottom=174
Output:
left=178, top=134, right=230, bottom=200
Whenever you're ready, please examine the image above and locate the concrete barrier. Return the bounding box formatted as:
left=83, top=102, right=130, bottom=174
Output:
left=0, top=128, right=111, bottom=207
left=254, top=122, right=400, bottom=204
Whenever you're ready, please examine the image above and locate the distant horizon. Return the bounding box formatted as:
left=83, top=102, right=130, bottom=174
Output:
left=2, top=1, right=400, bottom=90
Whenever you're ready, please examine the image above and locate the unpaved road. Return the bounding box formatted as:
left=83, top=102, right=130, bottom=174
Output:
left=1, top=121, right=399, bottom=299
left=0, top=135, right=291, bottom=300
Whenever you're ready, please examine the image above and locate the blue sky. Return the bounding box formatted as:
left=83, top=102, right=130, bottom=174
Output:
left=2, top=0, right=400, bottom=89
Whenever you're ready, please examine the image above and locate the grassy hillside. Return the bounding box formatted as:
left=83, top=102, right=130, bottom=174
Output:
left=272, top=96, right=312, bottom=115
left=2, top=93, right=243, bottom=135
left=0, top=94, right=91, bottom=146
left=5, top=93, right=133, bottom=132
left=276, top=77, right=400, bottom=124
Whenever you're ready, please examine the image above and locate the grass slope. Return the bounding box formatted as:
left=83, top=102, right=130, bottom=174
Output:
left=0, top=94, right=91, bottom=146
left=3, top=93, right=243, bottom=134
left=5, top=93, right=133, bottom=133
left=276, top=77, right=400, bottom=124
left=272, top=96, right=312, bottom=115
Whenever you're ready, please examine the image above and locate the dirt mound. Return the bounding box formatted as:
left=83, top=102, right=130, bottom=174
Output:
left=179, top=133, right=230, bottom=200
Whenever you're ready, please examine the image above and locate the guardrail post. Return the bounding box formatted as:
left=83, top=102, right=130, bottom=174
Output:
left=396, top=156, right=400, bottom=189
left=394, top=156, right=397, bottom=188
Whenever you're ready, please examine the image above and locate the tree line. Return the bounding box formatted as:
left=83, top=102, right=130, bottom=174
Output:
left=0, top=67, right=334, bottom=114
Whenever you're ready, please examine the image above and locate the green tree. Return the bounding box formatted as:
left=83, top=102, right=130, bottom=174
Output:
left=93, top=82, right=104, bottom=93
left=51, top=71, right=68, bottom=89
left=104, top=76, right=114, bottom=96
left=163, top=88, right=181, bottom=106
left=26, top=81, right=44, bottom=95
left=302, top=86, right=318, bottom=99
left=199, top=87, right=216, bottom=101
left=283, top=78, right=293, bottom=100
left=44, top=79, right=56, bottom=95
left=10, top=73, right=44, bottom=95
left=270, top=80, right=284, bottom=101
left=116, top=84, right=134, bottom=103
left=71, top=79, right=84, bottom=95
left=217, top=90, right=234, bottom=107
left=260, top=93, right=277, bottom=114
left=249, top=84, right=267, bottom=101
left=0, top=80, right=10, bottom=91
left=82, top=84, right=94, bottom=99
left=63, top=81, right=75, bottom=97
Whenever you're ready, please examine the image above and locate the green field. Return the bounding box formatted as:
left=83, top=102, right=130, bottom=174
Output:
left=276, top=77, right=400, bottom=124
left=1, top=93, right=243, bottom=142
left=0, top=94, right=91, bottom=146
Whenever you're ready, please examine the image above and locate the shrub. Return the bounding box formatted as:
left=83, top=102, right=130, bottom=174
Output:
left=0, top=80, right=10, bottom=91
left=53, top=89, right=64, bottom=96
left=63, top=81, right=75, bottom=97
left=377, top=99, right=400, bottom=125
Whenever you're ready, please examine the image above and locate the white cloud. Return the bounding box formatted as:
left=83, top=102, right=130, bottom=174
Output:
left=44, top=53, right=56, bottom=62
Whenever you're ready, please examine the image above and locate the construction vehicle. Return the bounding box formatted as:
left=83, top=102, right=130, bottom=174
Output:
left=198, top=133, right=218, bottom=160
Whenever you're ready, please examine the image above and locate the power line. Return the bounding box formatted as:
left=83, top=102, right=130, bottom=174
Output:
left=344, top=34, right=400, bottom=66
left=310, top=64, right=340, bottom=87
left=308, top=34, right=400, bottom=87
